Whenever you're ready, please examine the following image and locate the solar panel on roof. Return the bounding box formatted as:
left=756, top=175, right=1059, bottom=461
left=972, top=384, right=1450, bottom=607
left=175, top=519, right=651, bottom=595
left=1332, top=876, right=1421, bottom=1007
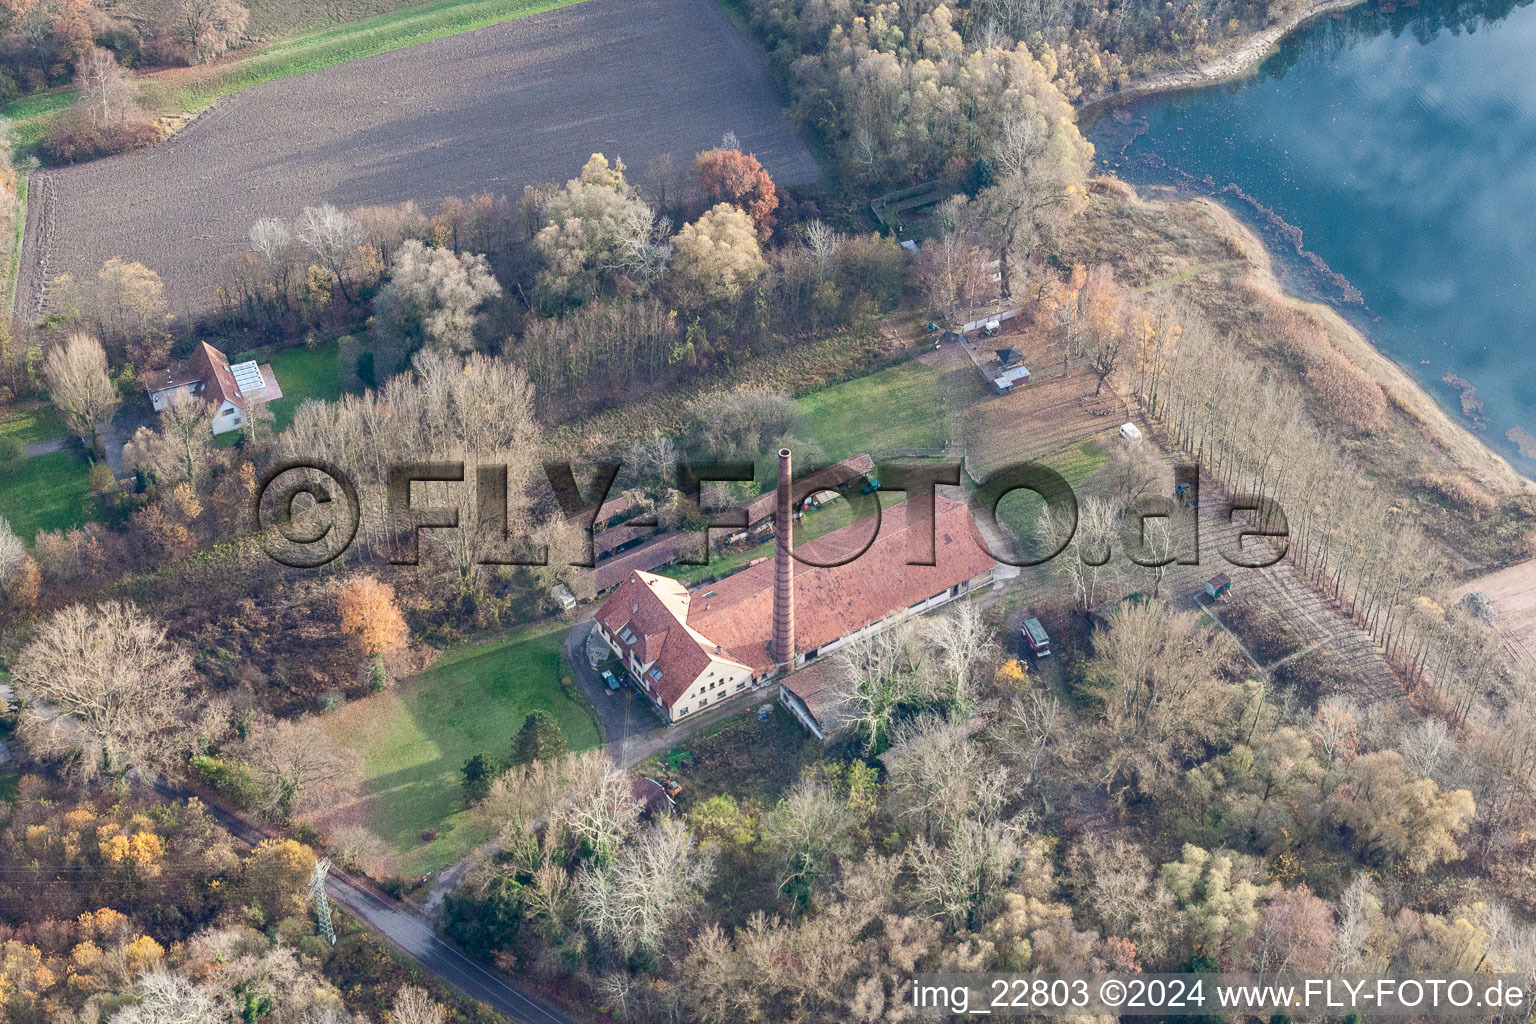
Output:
left=229, top=360, right=265, bottom=396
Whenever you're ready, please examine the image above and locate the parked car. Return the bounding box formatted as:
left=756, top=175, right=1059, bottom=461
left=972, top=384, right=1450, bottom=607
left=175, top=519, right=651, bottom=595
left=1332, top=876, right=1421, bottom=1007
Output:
left=1022, top=617, right=1051, bottom=658
left=601, top=669, right=620, bottom=691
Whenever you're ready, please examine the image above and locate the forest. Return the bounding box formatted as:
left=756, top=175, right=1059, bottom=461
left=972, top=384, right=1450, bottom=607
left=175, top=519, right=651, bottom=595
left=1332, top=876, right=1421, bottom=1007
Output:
left=3, top=0, right=1536, bottom=1017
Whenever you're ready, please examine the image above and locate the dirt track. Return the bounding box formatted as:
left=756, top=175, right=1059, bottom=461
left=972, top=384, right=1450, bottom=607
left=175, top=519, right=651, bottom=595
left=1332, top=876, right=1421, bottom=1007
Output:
left=19, top=0, right=820, bottom=316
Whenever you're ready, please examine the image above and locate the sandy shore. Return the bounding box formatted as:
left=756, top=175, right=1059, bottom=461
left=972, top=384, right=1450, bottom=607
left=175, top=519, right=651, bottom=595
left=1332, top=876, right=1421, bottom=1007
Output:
left=1076, top=0, right=1367, bottom=111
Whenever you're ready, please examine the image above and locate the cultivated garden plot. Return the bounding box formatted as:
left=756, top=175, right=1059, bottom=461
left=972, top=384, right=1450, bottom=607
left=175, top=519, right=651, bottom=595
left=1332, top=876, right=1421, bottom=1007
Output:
left=19, top=0, right=819, bottom=314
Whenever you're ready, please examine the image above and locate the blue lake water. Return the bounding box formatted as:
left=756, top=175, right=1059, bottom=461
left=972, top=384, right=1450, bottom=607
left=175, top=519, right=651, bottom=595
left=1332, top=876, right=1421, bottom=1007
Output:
left=1085, top=0, right=1536, bottom=471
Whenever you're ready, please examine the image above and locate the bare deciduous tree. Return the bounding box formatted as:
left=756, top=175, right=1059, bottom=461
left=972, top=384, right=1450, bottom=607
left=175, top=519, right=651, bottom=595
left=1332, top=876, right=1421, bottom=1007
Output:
left=238, top=718, right=363, bottom=821
left=12, top=601, right=194, bottom=778
left=576, top=818, right=714, bottom=957
left=1038, top=495, right=1124, bottom=610
left=162, top=0, right=249, bottom=63
left=124, top=391, right=217, bottom=488
left=295, top=204, right=364, bottom=302
left=761, top=777, right=859, bottom=896
left=44, top=333, right=119, bottom=454
left=388, top=986, right=447, bottom=1024
left=74, top=47, right=136, bottom=129
left=372, top=239, right=501, bottom=354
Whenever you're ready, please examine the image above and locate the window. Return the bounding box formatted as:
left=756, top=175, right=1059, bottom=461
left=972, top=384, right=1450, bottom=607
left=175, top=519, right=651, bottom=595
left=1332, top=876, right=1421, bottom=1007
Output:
left=736, top=680, right=747, bottom=690
left=678, top=706, right=689, bottom=717
left=619, top=627, right=636, bottom=644
left=649, top=667, right=663, bottom=683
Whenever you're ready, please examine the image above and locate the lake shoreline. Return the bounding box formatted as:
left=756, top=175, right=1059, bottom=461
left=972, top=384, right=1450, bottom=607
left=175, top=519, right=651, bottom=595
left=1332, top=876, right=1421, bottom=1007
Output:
left=1075, top=0, right=1369, bottom=114
left=1186, top=195, right=1529, bottom=495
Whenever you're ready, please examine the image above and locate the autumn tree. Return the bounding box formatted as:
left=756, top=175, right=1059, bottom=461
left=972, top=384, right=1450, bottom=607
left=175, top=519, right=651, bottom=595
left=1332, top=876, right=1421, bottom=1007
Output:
left=11, top=601, right=195, bottom=778
left=670, top=203, right=765, bottom=306
left=42, top=332, right=118, bottom=453
left=52, top=259, right=171, bottom=367
left=0, top=515, right=39, bottom=634
left=1329, top=750, right=1474, bottom=870
left=372, top=239, right=501, bottom=354
left=337, top=574, right=409, bottom=656
left=694, top=147, right=779, bottom=241
left=1160, top=844, right=1275, bottom=959
left=533, top=153, right=664, bottom=305
left=241, top=837, right=316, bottom=917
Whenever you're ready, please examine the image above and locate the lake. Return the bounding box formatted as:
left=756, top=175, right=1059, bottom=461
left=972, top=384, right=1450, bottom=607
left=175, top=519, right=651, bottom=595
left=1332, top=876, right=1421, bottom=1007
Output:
left=1086, top=0, right=1536, bottom=472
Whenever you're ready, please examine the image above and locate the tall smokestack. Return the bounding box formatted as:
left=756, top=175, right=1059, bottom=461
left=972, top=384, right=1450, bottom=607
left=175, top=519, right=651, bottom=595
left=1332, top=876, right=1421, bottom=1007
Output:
left=773, top=447, right=795, bottom=673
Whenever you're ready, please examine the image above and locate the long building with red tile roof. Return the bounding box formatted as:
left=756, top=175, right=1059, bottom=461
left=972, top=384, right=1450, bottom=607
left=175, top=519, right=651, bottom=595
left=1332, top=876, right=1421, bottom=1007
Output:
left=594, top=494, right=996, bottom=724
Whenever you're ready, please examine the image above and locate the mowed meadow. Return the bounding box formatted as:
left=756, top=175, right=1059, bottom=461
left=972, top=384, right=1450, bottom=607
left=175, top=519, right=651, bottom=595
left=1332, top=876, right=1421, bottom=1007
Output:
left=317, top=622, right=600, bottom=876
left=18, top=0, right=819, bottom=315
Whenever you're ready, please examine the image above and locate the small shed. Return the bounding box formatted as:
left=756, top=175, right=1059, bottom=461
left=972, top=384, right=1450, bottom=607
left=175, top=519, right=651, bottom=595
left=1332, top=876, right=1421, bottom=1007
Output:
left=995, top=347, right=1026, bottom=370
left=995, top=365, right=1031, bottom=393
left=1119, top=422, right=1143, bottom=443
left=1022, top=617, right=1051, bottom=657
left=1205, top=573, right=1232, bottom=600
left=551, top=583, right=577, bottom=611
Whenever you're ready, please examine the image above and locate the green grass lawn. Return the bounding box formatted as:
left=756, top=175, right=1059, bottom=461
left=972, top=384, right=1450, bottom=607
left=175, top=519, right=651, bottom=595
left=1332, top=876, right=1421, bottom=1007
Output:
left=795, top=363, right=947, bottom=465
left=239, top=340, right=346, bottom=434
left=0, top=403, right=67, bottom=446
left=320, top=621, right=600, bottom=876
left=152, top=0, right=590, bottom=113
left=996, top=437, right=1110, bottom=553
left=0, top=449, right=94, bottom=542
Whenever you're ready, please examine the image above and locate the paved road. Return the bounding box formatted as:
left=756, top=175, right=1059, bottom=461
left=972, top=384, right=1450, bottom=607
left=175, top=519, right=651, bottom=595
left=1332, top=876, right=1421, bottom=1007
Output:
left=21, top=0, right=820, bottom=316
left=153, top=781, right=579, bottom=1024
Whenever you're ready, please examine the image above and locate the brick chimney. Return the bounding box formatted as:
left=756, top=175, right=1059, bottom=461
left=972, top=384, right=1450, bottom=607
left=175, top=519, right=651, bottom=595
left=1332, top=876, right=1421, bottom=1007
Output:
left=773, top=447, right=795, bottom=673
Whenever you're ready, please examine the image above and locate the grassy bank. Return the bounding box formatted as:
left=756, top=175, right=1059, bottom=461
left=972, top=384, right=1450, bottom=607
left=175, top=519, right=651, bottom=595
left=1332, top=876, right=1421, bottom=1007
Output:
left=317, top=621, right=600, bottom=876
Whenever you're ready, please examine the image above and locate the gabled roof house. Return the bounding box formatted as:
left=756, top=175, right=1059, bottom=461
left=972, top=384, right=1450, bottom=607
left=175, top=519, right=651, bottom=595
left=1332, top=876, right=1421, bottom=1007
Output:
left=147, top=342, right=283, bottom=435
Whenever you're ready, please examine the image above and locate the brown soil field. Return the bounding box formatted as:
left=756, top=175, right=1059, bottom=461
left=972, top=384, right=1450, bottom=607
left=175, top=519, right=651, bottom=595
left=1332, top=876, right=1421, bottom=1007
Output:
left=963, top=368, right=1129, bottom=478
left=1454, top=560, right=1536, bottom=671
left=19, top=0, right=820, bottom=316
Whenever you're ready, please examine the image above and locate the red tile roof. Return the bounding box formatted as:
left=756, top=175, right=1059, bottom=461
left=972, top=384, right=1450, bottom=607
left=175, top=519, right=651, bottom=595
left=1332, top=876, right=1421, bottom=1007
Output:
left=595, top=572, right=748, bottom=707
left=741, top=454, right=875, bottom=525
left=690, top=496, right=994, bottom=672
left=595, top=497, right=996, bottom=700
left=192, top=342, right=244, bottom=411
